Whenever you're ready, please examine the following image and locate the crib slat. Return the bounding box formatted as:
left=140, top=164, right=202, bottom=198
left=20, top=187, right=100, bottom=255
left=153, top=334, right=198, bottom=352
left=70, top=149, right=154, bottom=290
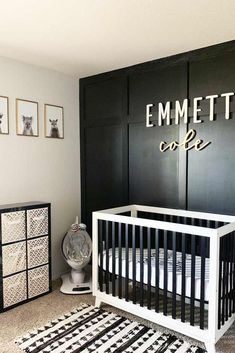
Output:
left=181, top=233, right=186, bottom=322
left=210, top=220, right=215, bottom=229
left=125, top=223, right=129, bottom=302
left=163, top=229, right=168, bottom=316
left=229, top=232, right=233, bottom=317
left=232, top=232, right=235, bottom=314
left=222, top=236, right=226, bottom=325
left=132, top=225, right=136, bottom=304
left=190, top=234, right=196, bottom=326
left=112, top=222, right=116, bottom=296
left=155, top=229, right=159, bottom=313
left=172, top=231, right=177, bottom=319
left=200, top=236, right=206, bottom=329
left=218, top=236, right=222, bottom=329
left=225, top=234, right=229, bottom=321
left=118, top=223, right=122, bottom=299
left=232, top=232, right=235, bottom=313
left=147, top=227, right=152, bottom=310
left=140, top=226, right=144, bottom=307
left=99, top=220, right=103, bottom=292
left=206, top=220, right=210, bottom=259
left=105, top=221, right=109, bottom=294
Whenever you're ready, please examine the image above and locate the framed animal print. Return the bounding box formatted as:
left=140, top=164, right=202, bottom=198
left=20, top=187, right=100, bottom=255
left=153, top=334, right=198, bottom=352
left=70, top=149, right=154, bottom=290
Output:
left=0, top=96, right=9, bottom=135
left=16, top=99, right=38, bottom=137
left=44, top=104, right=64, bottom=139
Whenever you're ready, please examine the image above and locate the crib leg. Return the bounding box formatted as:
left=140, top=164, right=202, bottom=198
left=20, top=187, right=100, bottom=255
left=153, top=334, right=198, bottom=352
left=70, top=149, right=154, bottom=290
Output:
left=95, top=297, right=102, bottom=308
left=205, top=341, right=216, bottom=353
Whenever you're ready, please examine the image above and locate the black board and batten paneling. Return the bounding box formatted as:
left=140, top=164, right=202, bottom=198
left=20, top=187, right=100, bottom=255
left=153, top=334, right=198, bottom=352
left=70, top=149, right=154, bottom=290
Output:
left=188, top=51, right=235, bottom=214
left=129, top=63, right=187, bottom=208
left=80, top=76, right=128, bottom=230
left=85, top=125, right=123, bottom=215
left=80, top=40, right=235, bottom=232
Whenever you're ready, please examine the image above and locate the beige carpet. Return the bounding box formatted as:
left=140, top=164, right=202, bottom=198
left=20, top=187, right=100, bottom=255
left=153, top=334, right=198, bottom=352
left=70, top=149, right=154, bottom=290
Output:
left=0, top=281, right=234, bottom=353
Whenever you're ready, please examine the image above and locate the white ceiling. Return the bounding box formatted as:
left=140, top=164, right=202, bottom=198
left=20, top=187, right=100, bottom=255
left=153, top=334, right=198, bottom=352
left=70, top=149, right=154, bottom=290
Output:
left=0, top=0, right=234, bottom=78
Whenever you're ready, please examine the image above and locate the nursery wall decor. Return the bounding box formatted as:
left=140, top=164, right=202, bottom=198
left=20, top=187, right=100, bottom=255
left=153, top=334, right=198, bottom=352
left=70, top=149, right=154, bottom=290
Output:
left=44, top=104, right=64, bottom=139
left=16, top=98, right=38, bottom=137
left=0, top=95, right=9, bottom=135
left=80, top=40, right=235, bottom=232
left=145, top=91, right=234, bottom=152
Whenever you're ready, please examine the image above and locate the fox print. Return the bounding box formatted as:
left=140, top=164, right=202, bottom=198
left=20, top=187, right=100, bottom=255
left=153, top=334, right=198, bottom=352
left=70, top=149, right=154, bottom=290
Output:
left=49, top=119, right=60, bottom=138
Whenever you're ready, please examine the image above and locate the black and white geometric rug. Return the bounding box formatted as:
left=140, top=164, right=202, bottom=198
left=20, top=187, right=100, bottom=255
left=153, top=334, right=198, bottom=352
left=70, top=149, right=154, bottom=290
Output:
left=15, top=303, right=206, bottom=353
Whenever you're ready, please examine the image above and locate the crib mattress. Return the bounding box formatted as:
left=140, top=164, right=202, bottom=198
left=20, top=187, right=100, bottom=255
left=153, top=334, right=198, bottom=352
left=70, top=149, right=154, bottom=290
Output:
left=101, top=248, right=210, bottom=301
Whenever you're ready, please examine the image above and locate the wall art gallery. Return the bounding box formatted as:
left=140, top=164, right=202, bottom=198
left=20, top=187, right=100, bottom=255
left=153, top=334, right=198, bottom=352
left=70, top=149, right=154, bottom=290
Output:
left=0, top=97, right=64, bottom=138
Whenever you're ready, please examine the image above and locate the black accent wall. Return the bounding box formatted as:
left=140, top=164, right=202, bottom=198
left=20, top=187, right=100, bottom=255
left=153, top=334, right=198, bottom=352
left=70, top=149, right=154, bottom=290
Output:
left=80, top=41, right=235, bottom=231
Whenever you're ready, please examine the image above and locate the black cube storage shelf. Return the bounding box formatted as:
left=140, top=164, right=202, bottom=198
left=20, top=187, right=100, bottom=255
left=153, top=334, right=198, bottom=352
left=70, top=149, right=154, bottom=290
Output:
left=0, top=201, right=51, bottom=312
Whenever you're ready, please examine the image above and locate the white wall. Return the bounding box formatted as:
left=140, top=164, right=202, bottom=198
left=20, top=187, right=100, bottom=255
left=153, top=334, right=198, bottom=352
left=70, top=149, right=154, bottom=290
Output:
left=0, top=57, right=80, bottom=279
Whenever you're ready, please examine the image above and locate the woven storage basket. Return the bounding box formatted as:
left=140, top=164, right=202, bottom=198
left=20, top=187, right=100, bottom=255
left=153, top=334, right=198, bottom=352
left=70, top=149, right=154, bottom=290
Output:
left=27, top=236, right=49, bottom=269
left=3, top=272, right=27, bottom=308
left=28, top=265, right=49, bottom=298
left=2, top=241, right=26, bottom=276
left=1, top=211, right=26, bottom=244
left=27, top=208, right=48, bottom=238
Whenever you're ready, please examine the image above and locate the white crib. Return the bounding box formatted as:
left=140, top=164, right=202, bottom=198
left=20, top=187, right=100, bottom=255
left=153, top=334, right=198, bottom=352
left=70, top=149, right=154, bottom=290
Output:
left=92, top=205, right=235, bottom=352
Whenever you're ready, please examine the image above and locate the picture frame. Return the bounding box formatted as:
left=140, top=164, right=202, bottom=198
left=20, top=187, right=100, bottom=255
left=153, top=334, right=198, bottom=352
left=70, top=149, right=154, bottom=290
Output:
left=0, top=96, right=9, bottom=135
left=44, top=104, right=64, bottom=139
left=16, top=98, right=39, bottom=137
